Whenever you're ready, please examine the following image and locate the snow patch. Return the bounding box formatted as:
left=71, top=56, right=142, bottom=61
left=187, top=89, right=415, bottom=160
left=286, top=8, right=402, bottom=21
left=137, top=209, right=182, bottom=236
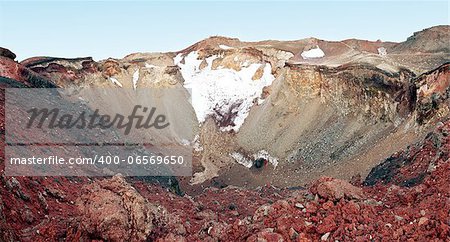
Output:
left=109, top=77, right=123, bottom=87
left=230, top=150, right=279, bottom=168
left=377, top=47, right=387, bottom=57
left=193, top=134, right=203, bottom=152
left=132, top=69, right=139, bottom=90
left=301, top=46, right=325, bottom=59
left=230, top=152, right=253, bottom=168
left=219, top=44, right=233, bottom=50
left=174, top=51, right=275, bottom=132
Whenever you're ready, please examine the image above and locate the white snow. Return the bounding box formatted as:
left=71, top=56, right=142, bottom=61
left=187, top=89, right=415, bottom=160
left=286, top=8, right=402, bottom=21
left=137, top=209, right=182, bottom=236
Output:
left=230, top=150, right=279, bottom=168
left=301, top=46, right=325, bottom=59
left=219, top=44, right=233, bottom=50
left=174, top=51, right=275, bottom=132
left=377, top=47, right=387, bottom=57
left=109, top=77, right=123, bottom=87
left=230, top=152, right=253, bottom=168
left=132, top=69, right=139, bottom=90
left=193, top=134, right=203, bottom=152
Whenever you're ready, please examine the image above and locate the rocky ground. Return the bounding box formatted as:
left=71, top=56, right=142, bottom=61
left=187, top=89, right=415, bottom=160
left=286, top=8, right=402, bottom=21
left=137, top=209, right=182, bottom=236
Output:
left=0, top=25, right=449, bottom=241
left=1, top=121, right=448, bottom=241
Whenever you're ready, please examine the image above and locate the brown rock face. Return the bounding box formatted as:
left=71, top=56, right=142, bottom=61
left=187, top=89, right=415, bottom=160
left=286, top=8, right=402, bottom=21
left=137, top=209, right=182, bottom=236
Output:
left=0, top=47, right=16, bottom=60
left=22, top=57, right=99, bottom=87
left=285, top=63, right=417, bottom=122
left=415, top=63, right=450, bottom=124
left=392, top=25, right=450, bottom=53
left=76, top=175, right=167, bottom=241
left=101, top=59, right=121, bottom=78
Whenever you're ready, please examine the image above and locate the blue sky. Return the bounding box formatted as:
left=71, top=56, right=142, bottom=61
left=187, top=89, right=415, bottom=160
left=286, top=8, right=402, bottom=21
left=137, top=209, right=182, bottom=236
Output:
left=0, top=1, right=448, bottom=61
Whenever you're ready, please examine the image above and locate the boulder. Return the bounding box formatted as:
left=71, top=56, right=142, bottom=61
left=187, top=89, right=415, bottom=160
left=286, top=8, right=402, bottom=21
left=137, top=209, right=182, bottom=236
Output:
left=310, top=177, right=365, bottom=201
left=76, top=175, right=168, bottom=241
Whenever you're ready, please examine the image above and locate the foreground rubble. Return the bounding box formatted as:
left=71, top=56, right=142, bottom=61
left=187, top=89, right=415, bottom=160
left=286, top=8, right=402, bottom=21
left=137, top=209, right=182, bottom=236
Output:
left=1, top=119, right=448, bottom=241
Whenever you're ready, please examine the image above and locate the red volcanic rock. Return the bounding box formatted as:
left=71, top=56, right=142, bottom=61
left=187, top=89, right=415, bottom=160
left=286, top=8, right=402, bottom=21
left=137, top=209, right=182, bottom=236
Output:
left=247, top=229, right=284, bottom=242
left=341, top=200, right=360, bottom=215
left=365, top=117, right=450, bottom=187
left=76, top=175, right=168, bottom=242
left=0, top=57, right=26, bottom=82
left=1, top=141, right=449, bottom=241
left=0, top=47, right=16, bottom=60
left=317, top=215, right=337, bottom=234
left=0, top=56, right=56, bottom=87
left=310, top=177, right=366, bottom=201
left=81, top=59, right=98, bottom=73
left=31, top=62, right=80, bottom=83
left=25, top=57, right=99, bottom=86
left=158, top=233, right=187, bottom=242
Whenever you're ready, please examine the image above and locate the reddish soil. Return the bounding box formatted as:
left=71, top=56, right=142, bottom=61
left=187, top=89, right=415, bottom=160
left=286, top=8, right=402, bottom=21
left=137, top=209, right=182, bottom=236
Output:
left=1, top=120, right=448, bottom=241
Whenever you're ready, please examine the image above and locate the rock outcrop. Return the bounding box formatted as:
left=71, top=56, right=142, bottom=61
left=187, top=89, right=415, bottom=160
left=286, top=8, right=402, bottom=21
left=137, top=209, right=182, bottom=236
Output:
left=310, top=177, right=366, bottom=201
left=0, top=47, right=16, bottom=60
left=76, top=175, right=168, bottom=241
left=414, top=63, right=450, bottom=124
